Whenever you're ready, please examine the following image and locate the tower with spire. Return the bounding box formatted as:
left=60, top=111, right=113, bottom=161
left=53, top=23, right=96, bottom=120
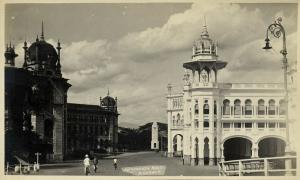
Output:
left=183, top=21, right=227, bottom=87
left=5, top=22, right=71, bottom=162
left=167, top=18, right=289, bottom=168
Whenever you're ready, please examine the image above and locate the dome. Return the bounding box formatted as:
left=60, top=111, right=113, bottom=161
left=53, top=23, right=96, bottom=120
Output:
left=101, top=96, right=116, bottom=107
left=28, top=39, right=58, bottom=66
left=193, top=25, right=217, bottom=56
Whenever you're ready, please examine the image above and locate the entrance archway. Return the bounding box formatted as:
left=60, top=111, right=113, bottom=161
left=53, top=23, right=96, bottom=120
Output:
left=204, top=137, right=209, bottom=165
left=258, top=137, right=285, bottom=158
left=195, top=137, right=199, bottom=165
left=173, top=134, right=183, bottom=157
left=224, top=137, right=252, bottom=161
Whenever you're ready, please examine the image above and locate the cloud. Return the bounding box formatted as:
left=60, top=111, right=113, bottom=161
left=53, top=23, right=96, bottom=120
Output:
left=10, top=3, right=297, bottom=125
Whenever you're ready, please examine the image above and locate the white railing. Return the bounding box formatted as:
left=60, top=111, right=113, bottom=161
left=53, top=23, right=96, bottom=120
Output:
left=230, top=83, right=284, bottom=89
left=219, top=156, right=297, bottom=176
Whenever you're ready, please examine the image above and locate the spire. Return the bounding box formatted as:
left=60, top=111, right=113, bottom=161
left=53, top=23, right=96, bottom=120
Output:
left=36, top=35, right=39, bottom=42
left=201, top=16, right=209, bottom=38
left=41, top=21, right=45, bottom=40
left=107, top=88, right=110, bottom=96
left=56, top=39, right=62, bottom=75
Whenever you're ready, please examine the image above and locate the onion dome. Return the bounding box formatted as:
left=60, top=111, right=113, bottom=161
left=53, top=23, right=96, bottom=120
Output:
left=23, top=22, right=62, bottom=76
left=27, top=39, right=58, bottom=67
left=192, top=24, right=217, bottom=57
left=101, top=96, right=116, bottom=107
left=100, top=89, right=117, bottom=111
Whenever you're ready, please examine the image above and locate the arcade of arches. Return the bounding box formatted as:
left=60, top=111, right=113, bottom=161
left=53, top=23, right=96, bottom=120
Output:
left=223, top=137, right=286, bottom=161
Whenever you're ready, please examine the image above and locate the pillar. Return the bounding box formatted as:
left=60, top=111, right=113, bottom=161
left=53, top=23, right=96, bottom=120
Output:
left=52, top=105, right=64, bottom=161
left=167, top=112, right=173, bottom=157
left=220, top=146, right=224, bottom=162
left=252, top=143, right=258, bottom=158
left=177, top=135, right=182, bottom=152
left=191, top=136, right=196, bottom=166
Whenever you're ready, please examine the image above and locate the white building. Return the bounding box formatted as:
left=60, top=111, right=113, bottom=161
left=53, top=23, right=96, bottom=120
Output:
left=151, top=122, right=159, bottom=150
left=166, top=24, right=297, bottom=166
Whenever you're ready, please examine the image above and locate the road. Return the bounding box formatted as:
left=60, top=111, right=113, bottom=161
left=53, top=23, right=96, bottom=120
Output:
left=31, top=151, right=219, bottom=176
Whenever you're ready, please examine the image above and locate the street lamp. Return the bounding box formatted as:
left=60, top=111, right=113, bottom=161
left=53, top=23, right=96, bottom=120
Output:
left=263, top=17, right=293, bottom=175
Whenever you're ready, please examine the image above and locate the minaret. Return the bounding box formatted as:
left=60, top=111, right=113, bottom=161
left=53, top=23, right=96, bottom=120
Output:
left=23, top=41, right=28, bottom=68
left=5, top=42, right=18, bottom=67
left=56, top=40, right=62, bottom=75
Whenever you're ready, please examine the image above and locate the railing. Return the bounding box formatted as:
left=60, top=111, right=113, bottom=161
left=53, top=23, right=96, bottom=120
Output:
left=219, top=156, right=297, bottom=176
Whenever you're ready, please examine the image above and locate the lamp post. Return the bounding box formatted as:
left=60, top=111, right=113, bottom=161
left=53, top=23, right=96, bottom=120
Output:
left=263, top=17, right=293, bottom=175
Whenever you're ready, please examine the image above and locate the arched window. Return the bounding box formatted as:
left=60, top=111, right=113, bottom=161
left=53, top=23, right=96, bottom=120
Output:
left=268, top=99, right=276, bottom=115
left=223, top=99, right=230, bottom=115
left=279, top=99, right=286, bottom=115
left=214, top=101, right=217, bottom=115
left=258, top=99, right=265, bottom=115
left=203, top=100, right=209, bottom=115
left=234, top=99, right=241, bottom=115
left=194, top=119, right=199, bottom=128
left=195, top=102, right=199, bottom=115
left=177, top=113, right=180, bottom=126
left=245, top=99, right=252, bottom=115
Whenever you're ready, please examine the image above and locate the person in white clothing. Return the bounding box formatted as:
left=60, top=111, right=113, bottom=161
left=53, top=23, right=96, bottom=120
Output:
left=83, top=154, right=90, bottom=175
left=113, top=158, right=117, bottom=170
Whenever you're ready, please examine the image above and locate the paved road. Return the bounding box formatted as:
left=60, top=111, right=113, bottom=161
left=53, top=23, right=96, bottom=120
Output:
left=32, top=151, right=219, bottom=176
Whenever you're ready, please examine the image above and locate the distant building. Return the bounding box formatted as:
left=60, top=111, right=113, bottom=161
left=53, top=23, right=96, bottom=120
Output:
left=66, top=94, right=119, bottom=155
left=151, top=122, right=159, bottom=150
left=167, top=23, right=297, bottom=166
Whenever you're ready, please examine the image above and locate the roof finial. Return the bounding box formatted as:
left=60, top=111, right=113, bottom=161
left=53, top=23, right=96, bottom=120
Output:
left=107, top=88, right=110, bottom=96
left=41, top=20, right=44, bottom=40
left=9, top=41, right=11, bottom=48
left=201, top=16, right=209, bottom=38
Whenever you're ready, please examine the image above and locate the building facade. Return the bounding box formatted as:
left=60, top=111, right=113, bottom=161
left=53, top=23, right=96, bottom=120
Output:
left=66, top=95, right=119, bottom=155
left=167, top=24, right=297, bottom=166
left=5, top=23, right=120, bottom=163
left=5, top=24, right=71, bottom=162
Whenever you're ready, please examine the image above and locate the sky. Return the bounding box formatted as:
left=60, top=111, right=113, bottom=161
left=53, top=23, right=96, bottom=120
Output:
left=5, top=2, right=298, bottom=128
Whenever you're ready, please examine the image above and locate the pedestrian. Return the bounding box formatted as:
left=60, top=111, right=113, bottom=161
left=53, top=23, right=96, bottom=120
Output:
left=93, top=156, right=98, bottom=173
left=83, top=154, right=91, bottom=176
left=33, top=162, right=37, bottom=172
left=113, top=158, right=117, bottom=170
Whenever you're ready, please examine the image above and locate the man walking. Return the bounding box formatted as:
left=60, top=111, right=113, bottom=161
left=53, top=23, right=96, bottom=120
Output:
left=83, top=154, right=90, bottom=176
left=93, top=156, right=98, bottom=173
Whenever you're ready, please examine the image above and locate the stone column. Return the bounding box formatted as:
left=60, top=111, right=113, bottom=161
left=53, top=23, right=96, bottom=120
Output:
left=191, top=136, right=196, bottom=166
left=220, top=145, right=225, bottom=162
left=252, top=143, right=259, bottom=158
left=52, top=105, right=64, bottom=161
left=167, top=111, right=173, bottom=157
left=183, top=132, right=191, bottom=165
